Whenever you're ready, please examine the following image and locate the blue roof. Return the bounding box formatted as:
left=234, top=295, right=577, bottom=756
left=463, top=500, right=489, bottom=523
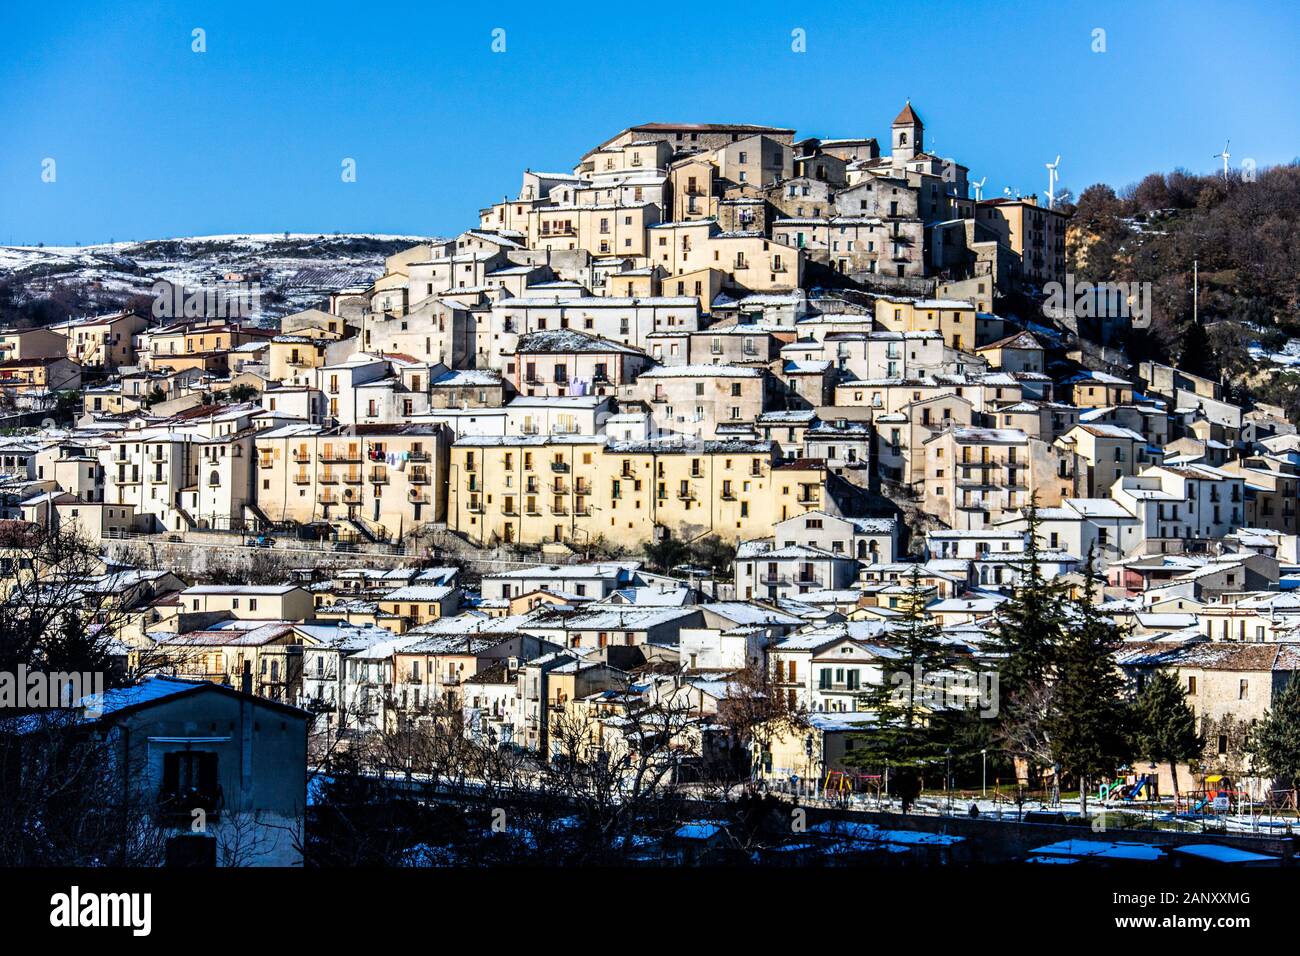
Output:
left=81, top=675, right=209, bottom=718
left=1170, top=843, right=1279, bottom=864
left=675, top=822, right=723, bottom=841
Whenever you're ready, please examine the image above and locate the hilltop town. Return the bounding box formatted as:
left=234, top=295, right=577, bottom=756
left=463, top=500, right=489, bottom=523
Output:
left=4, top=105, right=1300, bottom=867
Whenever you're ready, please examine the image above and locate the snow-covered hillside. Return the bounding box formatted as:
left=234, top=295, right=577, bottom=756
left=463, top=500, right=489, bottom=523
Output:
left=0, top=233, right=438, bottom=325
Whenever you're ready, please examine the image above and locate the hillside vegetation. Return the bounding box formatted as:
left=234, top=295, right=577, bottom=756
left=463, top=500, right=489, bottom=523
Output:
left=1066, top=162, right=1300, bottom=412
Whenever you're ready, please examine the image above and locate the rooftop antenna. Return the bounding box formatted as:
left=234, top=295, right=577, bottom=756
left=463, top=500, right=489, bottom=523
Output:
left=1003, top=186, right=1012, bottom=197
left=1045, top=155, right=1061, bottom=209
left=1214, top=140, right=1230, bottom=177
left=972, top=176, right=986, bottom=201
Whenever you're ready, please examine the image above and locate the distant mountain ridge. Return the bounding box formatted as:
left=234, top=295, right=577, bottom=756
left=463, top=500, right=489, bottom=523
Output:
left=0, top=233, right=438, bottom=327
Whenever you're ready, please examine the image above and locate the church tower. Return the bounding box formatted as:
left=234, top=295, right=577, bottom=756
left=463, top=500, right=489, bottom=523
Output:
left=891, top=100, right=924, bottom=162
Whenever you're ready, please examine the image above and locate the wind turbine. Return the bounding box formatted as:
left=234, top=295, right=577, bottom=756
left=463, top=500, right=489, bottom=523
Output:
left=1045, top=155, right=1061, bottom=209
left=972, top=176, right=986, bottom=201
left=1214, top=140, right=1230, bottom=177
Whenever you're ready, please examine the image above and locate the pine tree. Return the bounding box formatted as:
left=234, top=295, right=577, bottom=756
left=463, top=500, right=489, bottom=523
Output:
left=843, top=566, right=952, bottom=809
left=992, top=500, right=1070, bottom=775
left=1047, top=552, right=1132, bottom=812
left=1132, top=670, right=1202, bottom=800
left=891, top=565, right=951, bottom=729
left=1178, top=318, right=1216, bottom=380
left=1247, top=674, right=1300, bottom=795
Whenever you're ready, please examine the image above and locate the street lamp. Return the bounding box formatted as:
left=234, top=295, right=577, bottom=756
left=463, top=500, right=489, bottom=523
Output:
left=981, top=748, right=987, bottom=799
left=945, top=747, right=952, bottom=814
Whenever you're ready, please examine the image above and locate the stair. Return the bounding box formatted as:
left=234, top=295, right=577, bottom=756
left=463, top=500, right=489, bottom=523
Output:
left=347, top=516, right=379, bottom=544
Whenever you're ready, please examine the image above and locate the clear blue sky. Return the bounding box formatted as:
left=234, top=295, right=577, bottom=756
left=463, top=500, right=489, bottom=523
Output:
left=2, top=0, right=1296, bottom=246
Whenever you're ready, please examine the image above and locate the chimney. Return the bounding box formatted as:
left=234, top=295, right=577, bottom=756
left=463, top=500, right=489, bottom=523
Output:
left=240, top=659, right=252, bottom=695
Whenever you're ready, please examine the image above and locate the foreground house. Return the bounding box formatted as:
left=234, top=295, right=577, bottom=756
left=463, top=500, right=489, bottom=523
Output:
left=82, top=676, right=309, bottom=867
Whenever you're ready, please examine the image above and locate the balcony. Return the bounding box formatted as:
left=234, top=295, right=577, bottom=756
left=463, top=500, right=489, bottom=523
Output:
left=292, top=473, right=311, bottom=485
left=410, top=469, right=430, bottom=484
left=408, top=489, right=429, bottom=504
left=408, top=450, right=430, bottom=462
left=468, top=501, right=485, bottom=514
left=550, top=505, right=569, bottom=516
left=293, top=451, right=311, bottom=463
left=550, top=461, right=570, bottom=473
left=322, top=450, right=362, bottom=464
left=319, top=472, right=339, bottom=484
left=259, top=457, right=274, bottom=469
left=319, top=490, right=339, bottom=505
left=343, top=472, right=363, bottom=484
left=369, top=469, right=389, bottom=484
left=158, top=786, right=223, bottom=822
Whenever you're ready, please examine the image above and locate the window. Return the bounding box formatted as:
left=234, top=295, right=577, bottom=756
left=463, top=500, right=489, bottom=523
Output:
left=161, top=750, right=219, bottom=809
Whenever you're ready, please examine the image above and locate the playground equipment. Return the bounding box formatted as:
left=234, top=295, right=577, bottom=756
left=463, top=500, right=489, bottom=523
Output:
left=822, top=770, right=882, bottom=795
left=1178, top=774, right=1247, bottom=814
left=1099, top=774, right=1156, bottom=802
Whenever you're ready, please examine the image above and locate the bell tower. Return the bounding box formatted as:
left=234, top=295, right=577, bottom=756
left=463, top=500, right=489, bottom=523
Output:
left=891, top=100, right=924, bottom=162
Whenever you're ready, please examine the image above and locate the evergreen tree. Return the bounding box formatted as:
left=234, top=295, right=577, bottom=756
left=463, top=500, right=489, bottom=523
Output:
left=1178, top=318, right=1216, bottom=380
left=1247, top=674, right=1300, bottom=794
left=1047, top=552, right=1131, bottom=812
left=890, top=565, right=951, bottom=729
left=843, top=566, right=954, bottom=810
left=992, top=500, right=1070, bottom=775
left=1132, top=670, right=1202, bottom=800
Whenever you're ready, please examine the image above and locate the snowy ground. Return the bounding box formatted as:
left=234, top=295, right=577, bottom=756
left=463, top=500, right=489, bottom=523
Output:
left=763, top=785, right=1296, bottom=836
left=0, top=233, right=439, bottom=325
